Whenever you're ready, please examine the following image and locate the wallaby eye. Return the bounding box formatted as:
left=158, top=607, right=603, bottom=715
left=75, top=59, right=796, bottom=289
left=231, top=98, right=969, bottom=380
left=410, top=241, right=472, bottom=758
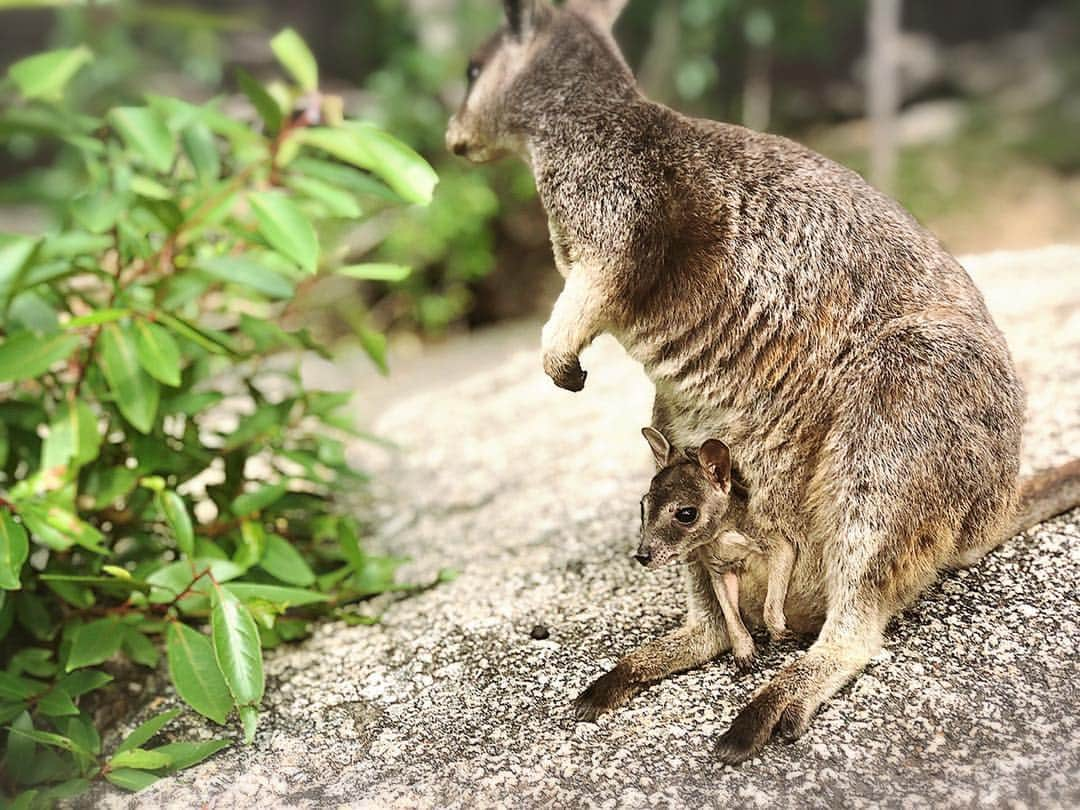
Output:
left=466, top=61, right=482, bottom=83
left=674, top=507, right=698, bottom=526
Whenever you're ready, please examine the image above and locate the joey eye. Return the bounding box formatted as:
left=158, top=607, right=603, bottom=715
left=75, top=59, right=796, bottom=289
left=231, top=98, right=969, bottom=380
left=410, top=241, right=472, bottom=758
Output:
left=466, top=61, right=482, bottom=83
left=674, top=507, right=698, bottom=526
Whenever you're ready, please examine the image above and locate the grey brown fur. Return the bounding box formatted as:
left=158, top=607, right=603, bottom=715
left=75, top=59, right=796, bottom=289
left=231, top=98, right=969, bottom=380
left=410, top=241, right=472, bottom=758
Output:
left=447, top=0, right=1080, bottom=762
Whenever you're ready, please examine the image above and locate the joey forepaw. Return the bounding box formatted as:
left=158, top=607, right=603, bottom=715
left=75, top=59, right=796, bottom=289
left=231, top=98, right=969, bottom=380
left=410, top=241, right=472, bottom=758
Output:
left=544, top=352, right=588, bottom=392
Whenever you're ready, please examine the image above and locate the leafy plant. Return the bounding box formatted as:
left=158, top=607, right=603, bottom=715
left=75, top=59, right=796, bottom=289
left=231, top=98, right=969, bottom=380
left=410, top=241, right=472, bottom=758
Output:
left=0, top=28, right=436, bottom=803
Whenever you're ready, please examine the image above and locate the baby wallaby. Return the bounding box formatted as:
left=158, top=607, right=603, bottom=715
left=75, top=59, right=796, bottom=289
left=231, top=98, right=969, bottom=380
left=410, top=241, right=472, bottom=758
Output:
left=638, top=427, right=796, bottom=671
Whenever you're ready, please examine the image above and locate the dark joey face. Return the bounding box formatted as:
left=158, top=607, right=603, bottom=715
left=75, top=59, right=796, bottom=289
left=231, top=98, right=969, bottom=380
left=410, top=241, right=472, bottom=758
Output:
left=636, top=429, right=734, bottom=569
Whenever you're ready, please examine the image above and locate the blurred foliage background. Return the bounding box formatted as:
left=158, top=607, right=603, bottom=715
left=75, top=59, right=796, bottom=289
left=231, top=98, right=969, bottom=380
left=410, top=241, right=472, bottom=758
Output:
left=2, top=0, right=1078, bottom=342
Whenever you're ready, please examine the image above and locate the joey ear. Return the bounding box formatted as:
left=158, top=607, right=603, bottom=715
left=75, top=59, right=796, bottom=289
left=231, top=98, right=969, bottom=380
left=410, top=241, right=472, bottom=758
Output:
left=698, top=439, right=732, bottom=493
left=641, top=426, right=673, bottom=467
left=566, top=0, right=630, bottom=29
left=503, top=0, right=541, bottom=38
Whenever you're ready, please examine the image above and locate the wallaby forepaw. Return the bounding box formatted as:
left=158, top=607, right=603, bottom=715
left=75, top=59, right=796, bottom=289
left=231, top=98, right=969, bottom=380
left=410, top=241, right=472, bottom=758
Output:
left=543, top=353, right=587, bottom=392
left=573, top=666, right=631, bottom=722
left=733, top=652, right=756, bottom=677
left=766, top=626, right=795, bottom=644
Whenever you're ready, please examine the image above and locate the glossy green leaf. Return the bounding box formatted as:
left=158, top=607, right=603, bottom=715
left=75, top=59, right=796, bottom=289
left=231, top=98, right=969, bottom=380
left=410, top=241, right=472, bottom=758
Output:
left=197, top=256, right=295, bottom=299
left=0, top=331, right=80, bottom=383
left=236, top=68, right=283, bottom=133
left=57, top=669, right=113, bottom=697
left=8, top=725, right=89, bottom=755
left=336, top=263, right=411, bottom=282
left=66, top=618, right=123, bottom=670
left=65, top=308, right=130, bottom=328
left=234, top=519, right=266, bottom=569
left=286, top=175, right=361, bottom=218
left=0, top=235, right=40, bottom=313
left=270, top=28, right=317, bottom=91
left=0, top=511, right=28, bottom=590
left=181, top=123, right=220, bottom=184
left=109, top=748, right=172, bottom=770
left=225, top=583, right=327, bottom=607
left=297, top=126, right=437, bottom=205
left=105, top=768, right=160, bottom=792
left=122, top=627, right=160, bottom=668
left=211, top=586, right=264, bottom=733
left=99, top=323, right=159, bottom=434
left=41, top=399, right=100, bottom=474
left=151, top=739, right=230, bottom=771
left=37, top=689, right=78, bottom=717
left=116, top=708, right=181, bottom=754
left=19, top=502, right=105, bottom=554
left=132, top=319, right=181, bottom=387
left=165, top=623, right=231, bottom=725
left=7, top=46, right=91, bottom=102
left=247, top=192, right=319, bottom=273
left=231, top=483, right=288, bottom=516
left=258, top=534, right=315, bottom=586
left=159, top=491, right=194, bottom=556
left=109, top=107, right=175, bottom=174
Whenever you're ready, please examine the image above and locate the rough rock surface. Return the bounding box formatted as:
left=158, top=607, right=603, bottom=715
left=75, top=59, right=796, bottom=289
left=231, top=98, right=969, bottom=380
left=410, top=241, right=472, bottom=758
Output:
left=99, top=247, right=1079, bottom=809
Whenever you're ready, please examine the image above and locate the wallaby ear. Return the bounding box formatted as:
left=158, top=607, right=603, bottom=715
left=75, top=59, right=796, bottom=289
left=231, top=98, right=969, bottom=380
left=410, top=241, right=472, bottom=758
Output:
left=698, top=439, right=732, bottom=493
left=641, top=426, right=673, bottom=468
left=566, top=0, right=630, bottom=29
left=504, top=0, right=541, bottom=38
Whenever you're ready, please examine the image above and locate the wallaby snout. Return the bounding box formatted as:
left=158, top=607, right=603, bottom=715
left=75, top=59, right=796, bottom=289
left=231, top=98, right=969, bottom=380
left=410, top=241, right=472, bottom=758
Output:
left=633, top=549, right=652, bottom=566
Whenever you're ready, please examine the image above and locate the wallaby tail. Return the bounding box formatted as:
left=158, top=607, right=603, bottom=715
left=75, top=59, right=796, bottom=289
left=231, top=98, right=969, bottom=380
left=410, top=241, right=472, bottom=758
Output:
left=1006, top=458, right=1080, bottom=537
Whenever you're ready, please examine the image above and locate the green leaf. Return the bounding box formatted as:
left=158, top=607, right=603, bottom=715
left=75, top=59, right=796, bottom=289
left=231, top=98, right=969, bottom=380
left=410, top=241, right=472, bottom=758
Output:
left=109, top=107, right=175, bottom=174
left=336, top=517, right=366, bottom=573
left=165, top=623, right=231, bottom=724
left=122, top=627, right=160, bottom=668
left=37, top=689, right=78, bottom=717
left=181, top=123, right=220, bottom=184
left=151, top=739, right=230, bottom=771
left=336, top=263, right=411, bottom=282
left=286, top=175, right=361, bottom=218
left=7, top=46, right=92, bottom=102
left=19, top=502, right=105, bottom=554
left=0, top=671, right=38, bottom=700
left=155, top=312, right=234, bottom=356
left=211, top=586, right=264, bottom=728
left=133, top=319, right=182, bottom=387
left=110, top=747, right=174, bottom=770
left=4, top=713, right=35, bottom=784
left=358, top=327, right=389, bottom=375
left=0, top=235, right=40, bottom=314
left=41, top=399, right=100, bottom=475
left=116, top=708, right=181, bottom=754
left=66, top=618, right=123, bottom=670
left=231, top=483, right=288, bottom=517
left=57, top=669, right=113, bottom=697
left=234, top=519, right=266, bottom=569
left=297, top=126, right=438, bottom=205
left=0, top=510, right=28, bottom=590
left=270, top=28, right=318, bottom=91
left=159, top=491, right=194, bottom=556
left=99, top=322, right=160, bottom=434
left=225, top=583, right=328, bottom=608
left=65, top=308, right=130, bottom=328
left=0, top=331, right=80, bottom=383
left=258, top=534, right=315, bottom=586
left=247, top=192, right=319, bottom=273
left=105, top=768, right=160, bottom=792
left=197, top=256, right=295, bottom=299
left=8, top=726, right=89, bottom=755
left=236, top=68, right=283, bottom=133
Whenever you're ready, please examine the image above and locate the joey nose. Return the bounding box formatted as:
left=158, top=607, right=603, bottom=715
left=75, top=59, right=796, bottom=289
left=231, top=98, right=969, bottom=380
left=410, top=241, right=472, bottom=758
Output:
left=452, top=141, right=469, bottom=156
left=634, top=551, right=652, bottom=566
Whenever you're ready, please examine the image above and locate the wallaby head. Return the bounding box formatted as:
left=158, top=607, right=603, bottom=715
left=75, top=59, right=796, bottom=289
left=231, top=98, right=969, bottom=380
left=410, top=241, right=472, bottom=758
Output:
left=445, top=0, right=633, bottom=162
left=637, top=427, right=738, bottom=570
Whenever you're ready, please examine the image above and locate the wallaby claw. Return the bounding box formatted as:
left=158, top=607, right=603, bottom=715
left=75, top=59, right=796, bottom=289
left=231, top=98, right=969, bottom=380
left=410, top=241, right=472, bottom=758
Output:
left=733, top=653, right=756, bottom=677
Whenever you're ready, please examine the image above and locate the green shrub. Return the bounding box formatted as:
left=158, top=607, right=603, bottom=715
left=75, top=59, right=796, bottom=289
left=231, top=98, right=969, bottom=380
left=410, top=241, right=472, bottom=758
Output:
left=0, top=29, right=436, bottom=803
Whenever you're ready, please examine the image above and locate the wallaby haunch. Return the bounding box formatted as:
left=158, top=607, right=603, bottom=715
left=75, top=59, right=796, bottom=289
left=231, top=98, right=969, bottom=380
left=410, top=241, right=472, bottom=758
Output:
left=628, top=427, right=796, bottom=678
left=447, top=0, right=1080, bottom=762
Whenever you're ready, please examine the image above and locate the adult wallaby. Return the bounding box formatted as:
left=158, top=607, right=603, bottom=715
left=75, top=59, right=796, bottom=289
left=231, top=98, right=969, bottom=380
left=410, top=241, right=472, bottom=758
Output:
left=446, top=0, right=1080, bottom=762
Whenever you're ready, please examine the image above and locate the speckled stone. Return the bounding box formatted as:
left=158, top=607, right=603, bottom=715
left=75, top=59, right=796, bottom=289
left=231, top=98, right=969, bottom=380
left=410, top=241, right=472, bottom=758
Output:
left=92, top=247, right=1080, bottom=809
